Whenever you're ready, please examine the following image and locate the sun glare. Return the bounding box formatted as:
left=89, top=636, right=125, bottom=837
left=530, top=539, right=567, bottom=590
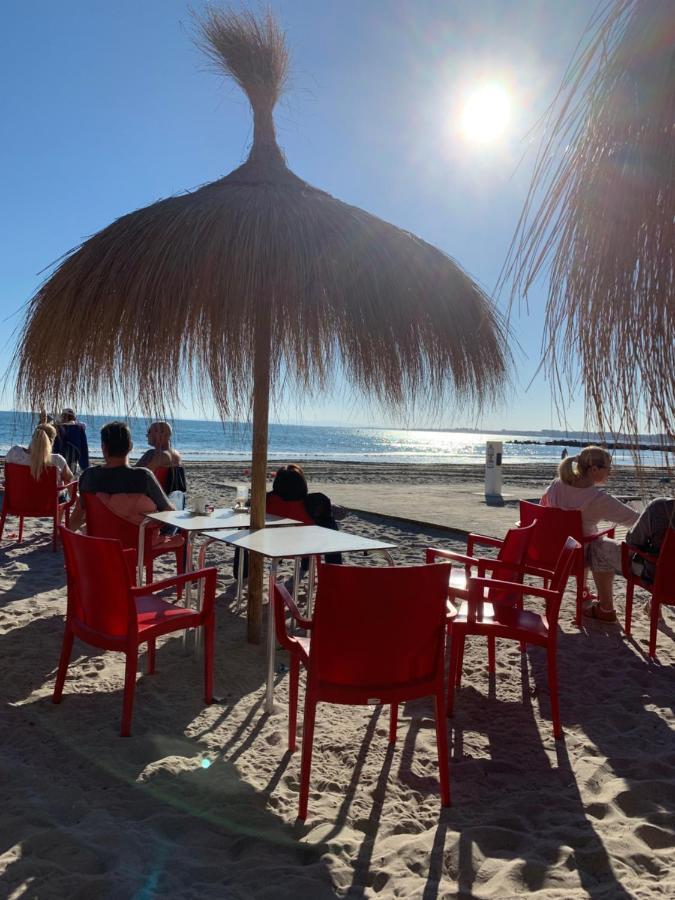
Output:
left=459, top=83, right=511, bottom=143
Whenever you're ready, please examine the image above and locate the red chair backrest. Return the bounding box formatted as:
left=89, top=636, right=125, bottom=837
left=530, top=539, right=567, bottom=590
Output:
left=654, top=529, right=675, bottom=604
left=4, top=463, right=59, bottom=516
left=310, top=563, right=449, bottom=693
left=546, top=537, right=582, bottom=630
left=61, top=527, right=134, bottom=639
left=519, top=500, right=583, bottom=570
left=82, top=493, right=144, bottom=551
left=488, top=522, right=536, bottom=603
left=265, top=494, right=314, bottom=525
left=153, top=466, right=169, bottom=490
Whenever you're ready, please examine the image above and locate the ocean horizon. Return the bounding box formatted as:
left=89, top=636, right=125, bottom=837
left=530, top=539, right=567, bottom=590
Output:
left=1, top=409, right=672, bottom=467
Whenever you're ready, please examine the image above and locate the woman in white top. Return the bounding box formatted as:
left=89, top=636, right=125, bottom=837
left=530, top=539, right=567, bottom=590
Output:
left=6, top=423, right=74, bottom=486
left=541, top=445, right=639, bottom=621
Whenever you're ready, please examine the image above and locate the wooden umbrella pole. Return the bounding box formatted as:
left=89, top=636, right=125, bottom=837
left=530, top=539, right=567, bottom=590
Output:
left=247, top=304, right=272, bottom=644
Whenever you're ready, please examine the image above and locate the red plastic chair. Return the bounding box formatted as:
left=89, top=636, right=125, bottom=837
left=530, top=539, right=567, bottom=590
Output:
left=0, top=462, right=77, bottom=551
left=153, top=466, right=169, bottom=490
left=54, top=528, right=217, bottom=736
left=265, top=494, right=314, bottom=524
left=82, top=493, right=185, bottom=585
left=622, top=529, right=675, bottom=658
left=427, top=522, right=536, bottom=671
left=273, top=562, right=450, bottom=820
left=447, top=537, right=580, bottom=740
left=519, top=500, right=614, bottom=628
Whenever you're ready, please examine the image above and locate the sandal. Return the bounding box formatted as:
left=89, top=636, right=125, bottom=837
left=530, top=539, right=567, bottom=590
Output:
left=583, top=601, right=617, bottom=623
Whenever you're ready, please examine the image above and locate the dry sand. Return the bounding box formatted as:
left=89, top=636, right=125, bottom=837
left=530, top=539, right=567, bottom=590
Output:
left=0, top=460, right=674, bottom=898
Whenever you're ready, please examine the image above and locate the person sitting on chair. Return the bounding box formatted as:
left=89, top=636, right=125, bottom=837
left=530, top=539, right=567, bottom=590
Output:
left=625, top=497, right=675, bottom=582
left=69, top=421, right=173, bottom=532
left=6, top=422, right=74, bottom=491
left=134, top=420, right=181, bottom=474
left=541, top=445, right=639, bottom=622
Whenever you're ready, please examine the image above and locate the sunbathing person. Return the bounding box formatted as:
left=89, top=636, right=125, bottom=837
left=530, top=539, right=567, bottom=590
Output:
left=541, top=445, right=639, bottom=622
left=6, top=422, right=74, bottom=490
left=69, top=421, right=173, bottom=532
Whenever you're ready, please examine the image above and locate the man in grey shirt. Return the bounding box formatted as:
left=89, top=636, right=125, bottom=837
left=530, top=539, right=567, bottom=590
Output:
left=625, top=498, right=675, bottom=581
left=69, top=421, right=173, bottom=531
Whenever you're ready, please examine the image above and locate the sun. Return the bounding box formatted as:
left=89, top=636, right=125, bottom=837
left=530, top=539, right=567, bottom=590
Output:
left=459, top=83, right=511, bottom=143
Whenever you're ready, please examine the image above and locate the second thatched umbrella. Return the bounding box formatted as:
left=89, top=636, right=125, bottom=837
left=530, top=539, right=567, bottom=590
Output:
left=15, top=10, right=508, bottom=642
left=505, top=0, right=675, bottom=447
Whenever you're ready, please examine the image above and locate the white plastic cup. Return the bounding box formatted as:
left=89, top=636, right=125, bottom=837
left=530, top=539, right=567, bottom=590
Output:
left=192, top=493, right=208, bottom=514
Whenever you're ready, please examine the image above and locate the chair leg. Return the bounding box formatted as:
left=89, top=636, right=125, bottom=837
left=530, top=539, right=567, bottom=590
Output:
left=175, top=548, right=184, bottom=600
left=52, top=628, right=75, bottom=703
left=203, top=614, right=214, bottom=704
left=447, top=631, right=463, bottom=717
left=389, top=703, right=398, bottom=744
left=146, top=639, right=156, bottom=675
left=298, top=694, right=317, bottom=821
left=487, top=635, right=496, bottom=673
left=121, top=650, right=139, bottom=737
left=624, top=582, right=635, bottom=635
left=648, top=599, right=660, bottom=659
left=434, top=689, right=451, bottom=807
left=575, top=572, right=584, bottom=628
left=455, top=634, right=466, bottom=688
left=145, top=561, right=153, bottom=585
left=288, top=655, right=300, bottom=752
left=52, top=514, right=58, bottom=552
left=18, top=517, right=24, bottom=544
left=547, top=649, right=562, bottom=740
left=0, top=510, right=6, bottom=541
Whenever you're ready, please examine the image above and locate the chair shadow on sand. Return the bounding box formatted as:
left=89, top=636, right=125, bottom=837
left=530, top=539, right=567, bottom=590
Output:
left=0, top=597, right=338, bottom=899
left=404, top=647, right=635, bottom=900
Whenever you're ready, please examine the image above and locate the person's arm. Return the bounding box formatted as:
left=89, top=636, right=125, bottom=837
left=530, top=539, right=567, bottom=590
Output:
left=134, top=449, right=154, bottom=469
left=145, top=471, right=175, bottom=511
left=63, top=463, right=74, bottom=484
left=68, top=497, right=86, bottom=531
left=592, top=493, right=640, bottom=528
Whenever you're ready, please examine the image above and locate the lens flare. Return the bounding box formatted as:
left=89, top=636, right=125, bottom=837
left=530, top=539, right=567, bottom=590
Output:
left=460, top=83, right=511, bottom=143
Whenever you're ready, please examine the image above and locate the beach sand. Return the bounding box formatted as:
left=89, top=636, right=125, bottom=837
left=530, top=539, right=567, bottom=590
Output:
left=1, top=460, right=674, bottom=898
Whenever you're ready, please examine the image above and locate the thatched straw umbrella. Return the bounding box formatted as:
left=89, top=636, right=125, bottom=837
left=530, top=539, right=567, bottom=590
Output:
left=14, top=9, right=508, bottom=642
left=504, top=0, right=675, bottom=447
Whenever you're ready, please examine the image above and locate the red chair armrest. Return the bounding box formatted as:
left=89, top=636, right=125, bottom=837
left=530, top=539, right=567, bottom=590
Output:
left=281, top=590, right=313, bottom=631
left=131, top=567, right=218, bottom=611
left=621, top=541, right=658, bottom=580
left=466, top=533, right=504, bottom=555
left=59, top=480, right=79, bottom=510
left=583, top=526, right=614, bottom=543
left=469, top=575, right=557, bottom=604
left=523, top=562, right=556, bottom=580
left=426, top=548, right=478, bottom=568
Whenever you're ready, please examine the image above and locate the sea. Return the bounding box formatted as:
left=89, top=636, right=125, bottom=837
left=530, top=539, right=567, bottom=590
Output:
left=1, top=410, right=672, bottom=468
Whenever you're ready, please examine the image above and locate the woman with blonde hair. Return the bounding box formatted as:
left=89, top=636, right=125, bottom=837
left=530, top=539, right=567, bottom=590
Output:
left=541, top=445, right=639, bottom=621
left=6, top=422, right=74, bottom=486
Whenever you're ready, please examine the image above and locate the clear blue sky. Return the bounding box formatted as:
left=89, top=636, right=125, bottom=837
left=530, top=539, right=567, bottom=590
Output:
left=1, top=1, right=594, bottom=431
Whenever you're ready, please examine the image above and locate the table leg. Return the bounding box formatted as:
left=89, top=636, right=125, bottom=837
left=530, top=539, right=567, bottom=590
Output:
left=307, top=555, right=316, bottom=618
left=137, top=519, right=149, bottom=586
left=265, top=559, right=278, bottom=714
left=237, top=548, right=245, bottom=612
left=182, top=532, right=195, bottom=653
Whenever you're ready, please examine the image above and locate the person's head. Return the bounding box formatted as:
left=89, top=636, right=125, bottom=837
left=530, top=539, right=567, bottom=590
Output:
left=101, top=421, right=132, bottom=460
left=559, top=445, right=612, bottom=486
left=28, top=423, right=56, bottom=480
left=146, top=420, right=172, bottom=449
left=60, top=408, right=76, bottom=423
left=272, top=463, right=308, bottom=501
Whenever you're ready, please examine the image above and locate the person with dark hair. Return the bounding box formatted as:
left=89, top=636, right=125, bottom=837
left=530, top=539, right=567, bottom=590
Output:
left=52, top=407, right=90, bottom=473
left=69, top=421, right=173, bottom=531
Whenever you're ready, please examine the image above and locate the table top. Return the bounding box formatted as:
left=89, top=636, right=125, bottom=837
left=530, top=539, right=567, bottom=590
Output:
left=201, top=524, right=397, bottom=558
left=144, top=507, right=302, bottom=532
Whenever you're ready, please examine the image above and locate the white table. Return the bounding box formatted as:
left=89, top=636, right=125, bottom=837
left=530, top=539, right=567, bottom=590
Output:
left=138, top=508, right=302, bottom=649
left=202, top=525, right=397, bottom=712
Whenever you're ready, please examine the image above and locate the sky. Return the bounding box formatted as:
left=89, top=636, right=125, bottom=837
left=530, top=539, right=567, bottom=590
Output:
left=1, top=0, right=598, bottom=432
